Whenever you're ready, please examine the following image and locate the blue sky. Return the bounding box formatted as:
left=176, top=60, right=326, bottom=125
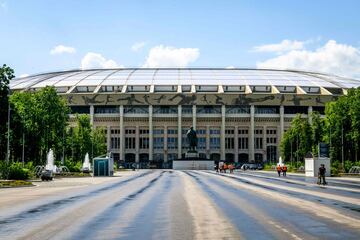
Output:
left=1, top=0, right=360, bottom=78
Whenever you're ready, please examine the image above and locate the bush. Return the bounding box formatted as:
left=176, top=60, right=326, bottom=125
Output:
left=0, top=162, right=30, bottom=180
left=8, top=163, right=30, bottom=180
left=64, top=160, right=82, bottom=172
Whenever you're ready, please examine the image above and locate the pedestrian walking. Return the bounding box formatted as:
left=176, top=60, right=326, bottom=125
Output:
left=282, top=164, right=287, bottom=176
left=219, top=162, right=224, bottom=173
left=318, top=164, right=327, bottom=185
left=215, top=164, right=219, bottom=173
left=229, top=164, right=234, bottom=174
left=276, top=164, right=281, bottom=177
left=223, top=163, right=228, bottom=173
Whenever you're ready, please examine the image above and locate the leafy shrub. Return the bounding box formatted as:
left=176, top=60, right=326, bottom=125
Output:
left=0, top=161, right=10, bottom=179
left=8, top=163, right=30, bottom=180
left=64, top=160, right=82, bottom=172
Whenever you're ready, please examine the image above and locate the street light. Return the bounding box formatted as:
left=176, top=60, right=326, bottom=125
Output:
left=5, top=89, right=11, bottom=163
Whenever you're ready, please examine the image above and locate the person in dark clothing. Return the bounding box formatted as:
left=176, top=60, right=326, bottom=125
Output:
left=318, top=164, right=327, bottom=185
left=276, top=164, right=281, bottom=177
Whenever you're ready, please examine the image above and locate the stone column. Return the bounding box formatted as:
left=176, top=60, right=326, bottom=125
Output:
left=192, top=105, right=197, bottom=130
left=234, top=126, right=239, bottom=163
left=90, top=105, right=94, bottom=126
left=178, top=105, right=182, bottom=159
left=107, top=126, right=111, bottom=153
left=263, top=126, right=267, bottom=161
left=206, top=125, right=210, bottom=159
left=119, top=105, right=124, bottom=161
left=280, top=105, right=284, bottom=142
left=135, top=125, right=140, bottom=163
left=164, top=125, right=168, bottom=162
left=249, top=105, right=255, bottom=162
left=308, top=106, right=313, bottom=124
left=221, top=105, right=226, bottom=160
left=149, top=105, right=153, bottom=161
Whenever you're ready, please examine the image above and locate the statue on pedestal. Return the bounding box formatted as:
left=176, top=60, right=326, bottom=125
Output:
left=186, top=126, right=198, bottom=152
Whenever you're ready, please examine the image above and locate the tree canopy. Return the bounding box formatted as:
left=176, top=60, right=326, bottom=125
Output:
left=0, top=65, right=15, bottom=160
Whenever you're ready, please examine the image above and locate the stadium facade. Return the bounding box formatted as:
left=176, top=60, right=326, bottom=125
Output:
left=10, top=68, right=360, bottom=167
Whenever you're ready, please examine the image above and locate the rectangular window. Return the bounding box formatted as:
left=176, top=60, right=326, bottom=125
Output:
left=198, top=137, right=206, bottom=149
left=238, top=129, right=249, bottom=135
left=139, top=137, right=149, bottom=149
left=167, top=137, right=178, bottom=149
left=210, top=137, right=220, bottom=149
left=167, top=129, right=178, bottom=135
left=225, top=129, right=234, bottom=135
left=154, top=137, right=164, bottom=149
left=255, top=138, right=263, bottom=149
left=197, top=129, right=206, bottom=135
left=125, top=129, right=136, bottom=134
left=266, top=129, right=277, bottom=135
left=125, top=137, right=136, bottom=149
left=111, top=137, right=120, bottom=149
left=210, top=129, right=221, bottom=135
left=225, top=138, right=234, bottom=149
left=238, top=137, right=249, bottom=149
left=266, top=137, right=277, bottom=144
left=255, top=129, right=263, bottom=135
left=140, top=129, right=149, bottom=134
left=153, top=129, right=164, bottom=135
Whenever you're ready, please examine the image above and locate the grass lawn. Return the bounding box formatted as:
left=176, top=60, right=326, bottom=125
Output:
left=0, top=180, right=34, bottom=188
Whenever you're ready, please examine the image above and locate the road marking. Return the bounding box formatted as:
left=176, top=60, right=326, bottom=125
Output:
left=268, top=220, right=303, bottom=240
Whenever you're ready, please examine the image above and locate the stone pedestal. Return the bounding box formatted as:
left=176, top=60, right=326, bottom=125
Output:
left=173, top=150, right=213, bottom=170
left=185, top=151, right=199, bottom=159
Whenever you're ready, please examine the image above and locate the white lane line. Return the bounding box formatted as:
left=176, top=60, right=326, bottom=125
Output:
left=200, top=171, right=360, bottom=229
left=268, top=221, right=303, bottom=240
left=216, top=172, right=360, bottom=205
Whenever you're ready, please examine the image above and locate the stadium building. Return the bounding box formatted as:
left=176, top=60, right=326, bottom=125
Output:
left=10, top=68, right=360, bottom=167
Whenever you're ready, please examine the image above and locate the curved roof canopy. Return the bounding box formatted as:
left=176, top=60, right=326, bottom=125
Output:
left=10, top=68, right=360, bottom=94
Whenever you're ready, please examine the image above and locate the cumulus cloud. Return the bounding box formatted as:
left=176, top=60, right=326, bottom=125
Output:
left=143, top=45, right=200, bottom=67
left=81, top=52, right=122, bottom=69
left=253, top=40, right=305, bottom=54
left=19, top=74, right=29, bottom=78
left=50, top=45, right=76, bottom=55
left=131, top=41, right=146, bottom=52
left=256, top=40, right=360, bottom=79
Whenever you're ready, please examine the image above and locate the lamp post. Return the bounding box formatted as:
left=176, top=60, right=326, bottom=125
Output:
left=5, top=89, right=11, bottom=163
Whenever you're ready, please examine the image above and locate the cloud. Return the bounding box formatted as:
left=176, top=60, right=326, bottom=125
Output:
left=0, top=1, right=7, bottom=11
left=50, top=45, right=76, bottom=55
left=226, top=66, right=235, bottom=69
left=253, top=40, right=305, bottom=54
left=256, top=40, right=360, bottom=79
left=131, top=41, right=146, bottom=52
left=81, top=52, right=122, bottom=69
left=143, top=45, right=200, bottom=67
left=19, top=74, right=29, bottom=78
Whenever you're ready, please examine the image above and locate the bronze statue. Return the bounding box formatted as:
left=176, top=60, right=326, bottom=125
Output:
left=186, top=127, right=198, bottom=151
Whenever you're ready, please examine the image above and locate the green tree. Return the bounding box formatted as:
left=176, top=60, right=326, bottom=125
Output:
left=280, top=114, right=312, bottom=164
left=10, top=86, right=70, bottom=164
left=311, top=111, right=325, bottom=155
left=0, top=65, right=14, bottom=160
left=66, top=114, right=106, bottom=162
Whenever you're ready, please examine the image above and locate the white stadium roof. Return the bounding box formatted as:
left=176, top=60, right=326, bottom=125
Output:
left=10, top=68, right=360, bottom=94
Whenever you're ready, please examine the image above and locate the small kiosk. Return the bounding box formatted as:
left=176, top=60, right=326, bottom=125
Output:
left=93, top=156, right=114, bottom=177
left=305, top=143, right=331, bottom=177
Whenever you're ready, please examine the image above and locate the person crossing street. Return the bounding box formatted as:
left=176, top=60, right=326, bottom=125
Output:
left=276, top=164, right=282, bottom=177
left=282, top=164, right=287, bottom=176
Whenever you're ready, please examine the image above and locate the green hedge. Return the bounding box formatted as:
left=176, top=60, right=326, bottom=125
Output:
left=0, top=162, right=30, bottom=180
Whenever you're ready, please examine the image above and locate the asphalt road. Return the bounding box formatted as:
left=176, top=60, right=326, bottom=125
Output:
left=0, top=170, right=359, bottom=240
